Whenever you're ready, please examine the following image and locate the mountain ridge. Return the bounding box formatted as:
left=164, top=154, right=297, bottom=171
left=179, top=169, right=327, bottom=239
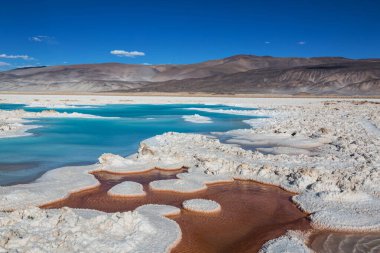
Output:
left=1, top=55, right=379, bottom=95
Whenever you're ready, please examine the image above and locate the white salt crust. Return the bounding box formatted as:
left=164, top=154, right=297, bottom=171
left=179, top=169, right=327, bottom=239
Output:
left=0, top=205, right=181, bottom=253
left=97, top=153, right=184, bottom=174
left=182, top=199, right=221, bottom=213
left=182, top=114, right=212, bottom=123
left=149, top=172, right=233, bottom=193
left=259, top=231, right=312, bottom=253
left=186, top=107, right=277, bottom=117
left=0, top=165, right=100, bottom=211
left=0, top=97, right=379, bottom=252
left=149, top=179, right=207, bottom=193
left=108, top=181, right=146, bottom=197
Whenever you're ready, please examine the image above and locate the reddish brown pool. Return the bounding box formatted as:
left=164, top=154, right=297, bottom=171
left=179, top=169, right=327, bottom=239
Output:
left=43, top=168, right=310, bottom=253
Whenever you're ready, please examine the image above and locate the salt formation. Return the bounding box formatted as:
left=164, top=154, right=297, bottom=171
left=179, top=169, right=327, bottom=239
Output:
left=0, top=99, right=379, bottom=252
left=150, top=172, right=233, bottom=193
left=108, top=181, right=146, bottom=197
left=150, top=179, right=207, bottom=193
left=258, top=231, right=312, bottom=253
left=0, top=165, right=100, bottom=211
left=182, top=199, right=221, bottom=213
left=186, top=107, right=277, bottom=117
left=294, top=191, right=380, bottom=232
left=98, top=153, right=183, bottom=174
left=182, top=114, right=212, bottom=123
left=176, top=172, right=233, bottom=184
left=0, top=205, right=181, bottom=253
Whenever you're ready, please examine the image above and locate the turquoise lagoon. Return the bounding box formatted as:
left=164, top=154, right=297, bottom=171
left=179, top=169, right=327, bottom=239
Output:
left=0, top=104, right=263, bottom=185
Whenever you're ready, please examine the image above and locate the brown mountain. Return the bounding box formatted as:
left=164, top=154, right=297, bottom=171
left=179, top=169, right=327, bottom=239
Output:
left=0, top=55, right=379, bottom=95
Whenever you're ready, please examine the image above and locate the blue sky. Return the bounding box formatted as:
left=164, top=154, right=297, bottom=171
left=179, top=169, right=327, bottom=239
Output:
left=1, top=0, right=379, bottom=70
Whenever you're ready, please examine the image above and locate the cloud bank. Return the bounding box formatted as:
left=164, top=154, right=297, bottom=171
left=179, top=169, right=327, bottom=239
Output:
left=110, top=50, right=145, bottom=57
left=0, top=54, right=33, bottom=60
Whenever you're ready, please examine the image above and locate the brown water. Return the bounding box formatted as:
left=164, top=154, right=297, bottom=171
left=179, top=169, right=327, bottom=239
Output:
left=43, top=168, right=310, bottom=252
left=309, top=231, right=380, bottom=253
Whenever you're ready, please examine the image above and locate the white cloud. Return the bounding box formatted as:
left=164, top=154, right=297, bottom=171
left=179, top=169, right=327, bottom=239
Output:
left=265, top=41, right=271, bottom=44
left=0, top=54, right=33, bottom=60
left=297, top=41, right=306, bottom=45
left=110, top=50, right=145, bottom=57
left=0, top=62, right=10, bottom=66
left=29, top=35, right=55, bottom=43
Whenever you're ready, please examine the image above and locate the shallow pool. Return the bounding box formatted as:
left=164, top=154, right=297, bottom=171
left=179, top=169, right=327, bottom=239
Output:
left=0, top=104, right=264, bottom=185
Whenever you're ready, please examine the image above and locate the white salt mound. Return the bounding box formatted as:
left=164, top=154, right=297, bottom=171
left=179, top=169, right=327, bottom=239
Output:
left=108, top=181, right=146, bottom=197
left=176, top=172, right=233, bottom=184
left=136, top=204, right=181, bottom=216
left=149, top=179, right=207, bottom=193
left=182, top=114, right=212, bottom=123
left=259, top=231, right=312, bottom=253
left=0, top=206, right=181, bottom=253
left=294, top=191, right=380, bottom=232
left=183, top=199, right=221, bottom=213
left=98, top=153, right=183, bottom=174
left=0, top=164, right=100, bottom=211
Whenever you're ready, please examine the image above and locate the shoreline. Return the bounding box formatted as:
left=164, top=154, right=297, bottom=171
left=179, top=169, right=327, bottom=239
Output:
left=0, top=108, right=120, bottom=139
left=1, top=93, right=380, bottom=107
left=0, top=95, right=379, bottom=252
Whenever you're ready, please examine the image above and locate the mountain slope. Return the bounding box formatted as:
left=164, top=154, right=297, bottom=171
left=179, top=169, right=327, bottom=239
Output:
left=0, top=55, right=379, bottom=95
left=132, top=61, right=380, bottom=95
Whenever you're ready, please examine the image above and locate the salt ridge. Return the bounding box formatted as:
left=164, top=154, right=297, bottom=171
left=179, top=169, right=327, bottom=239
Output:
left=182, top=114, right=212, bottom=123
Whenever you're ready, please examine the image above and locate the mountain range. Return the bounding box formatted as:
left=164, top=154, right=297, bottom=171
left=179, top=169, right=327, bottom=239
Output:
left=1, top=55, right=379, bottom=95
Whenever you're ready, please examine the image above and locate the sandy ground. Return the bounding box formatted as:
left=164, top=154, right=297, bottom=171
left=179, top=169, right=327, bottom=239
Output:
left=1, top=91, right=380, bottom=98
left=0, top=94, right=379, bottom=252
left=1, top=93, right=379, bottom=108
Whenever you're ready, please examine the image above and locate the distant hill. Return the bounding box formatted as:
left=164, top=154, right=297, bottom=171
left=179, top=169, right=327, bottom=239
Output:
left=1, top=55, right=379, bottom=95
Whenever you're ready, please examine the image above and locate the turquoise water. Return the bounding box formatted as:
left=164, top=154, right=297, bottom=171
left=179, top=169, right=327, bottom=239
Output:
left=0, top=104, right=263, bottom=185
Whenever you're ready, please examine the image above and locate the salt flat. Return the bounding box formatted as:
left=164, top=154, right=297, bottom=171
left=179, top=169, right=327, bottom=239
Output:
left=0, top=94, right=379, bottom=252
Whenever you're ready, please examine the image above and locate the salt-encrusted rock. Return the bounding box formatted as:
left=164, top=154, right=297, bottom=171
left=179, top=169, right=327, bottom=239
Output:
left=182, top=199, right=221, bottom=213
left=108, top=181, right=146, bottom=197
left=182, top=114, right=212, bottom=123
left=0, top=206, right=181, bottom=253
left=149, top=179, right=207, bottom=193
